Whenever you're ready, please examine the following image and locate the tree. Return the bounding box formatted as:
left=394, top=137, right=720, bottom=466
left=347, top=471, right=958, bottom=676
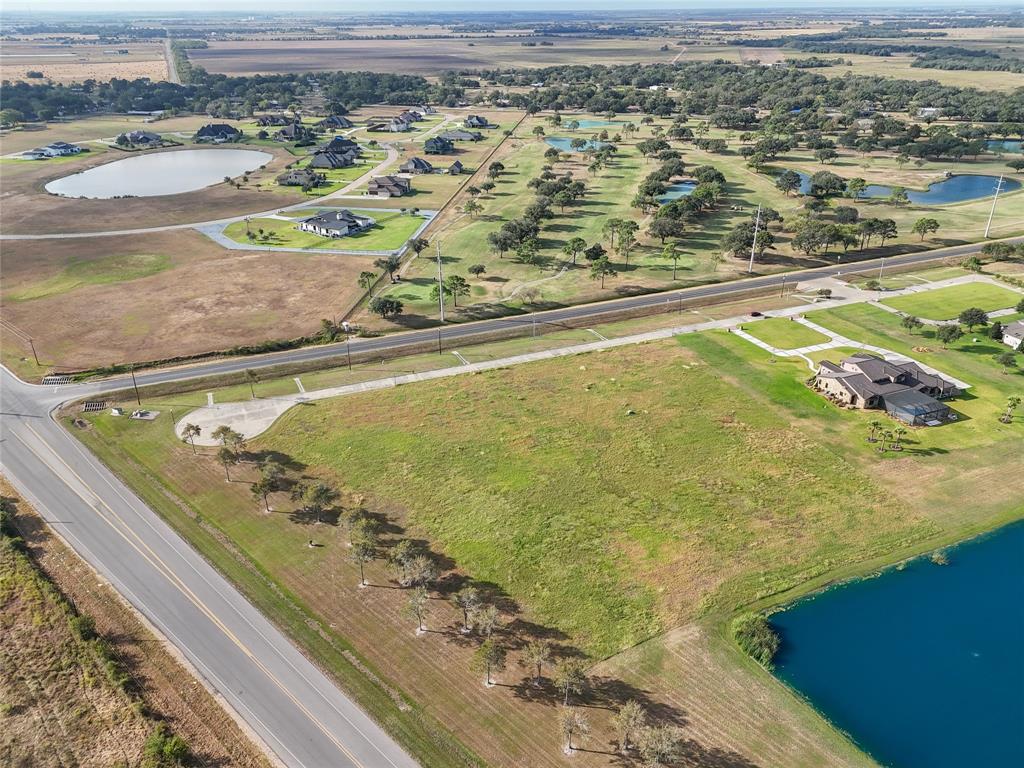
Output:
left=558, top=708, right=590, bottom=754
left=637, top=725, right=682, bottom=767
left=452, top=586, right=481, bottom=632
left=834, top=205, right=859, bottom=225
left=911, top=217, right=941, bottom=241
left=887, top=186, right=909, bottom=206
left=357, top=270, right=376, bottom=290
left=290, top=481, right=337, bottom=525
left=405, top=586, right=429, bottom=633
left=522, top=638, right=552, bottom=686
left=815, top=147, right=839, bottom=164
left=602, top=217, right=624, bottom=248
left=936, top=324, right=963, bottom=348
left=405, top=554, right=439, bottom=588
left=867, top=419, right=883, bottom=444
left=408, top=237, right=430, bottom=257
left=462, top=198, right=483, bottom=219
left=349, top=532, right=376, bottom=587
left=988, top=321, right=1005, bottom=340
left=368, top=296, right=403, bottom=318
left=901, top=315, right=924, bottom=335
left=470, top=603, right=500, bottom=637
left=552, top=190, right=573, bottom=213
left=583, top=242, right=606, bottom=262
left=216, top=446, right=238, bottom=481
left=181, top=423, right=201, bottom=454
left=532, top=125, right=546, bottom=140
left=487, top=230, right=515, bottom=259
left=472, top=639, right=506, bottom=686
left=374, top=254, right=402, bottom=280
left=662, top=244, right=683, bottom=281
left=515, top=238, right=541, bottom=266
left=958, top=307, right=988, bottom=330
left=614, top=700, right=647, bottom=755
left=648, top=216, right=684, bottom=244
left=808, top=171, right=846, bottom=198
left=775, top=170, right=801, bottom=196
left=615, top=220, right=639, bottom=264
left=245, top=369, right=259, bottom=400
left=445, top=275, right=470, bottom=307
left=1000, top=395, right=1021, bottom=424
left=562, top=237, right=587, bottom=265
left=846, top=177, right=867, bottom=199
left=995, top=352, right=1018, bottom=374
left=589, top=256, right=616, bottom=289
left=212, top=425, right=244, bottom=451
left=553, top=657, right=588, bottom=706
left=467, top=263, right=486, bottom=277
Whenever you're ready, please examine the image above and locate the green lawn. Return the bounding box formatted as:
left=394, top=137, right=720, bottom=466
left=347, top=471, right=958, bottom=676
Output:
left=742, top=317, right=832, bottom=350
left=880, top=283, right=1023, bottom=320
left=223, top=210, right=428, bottom=252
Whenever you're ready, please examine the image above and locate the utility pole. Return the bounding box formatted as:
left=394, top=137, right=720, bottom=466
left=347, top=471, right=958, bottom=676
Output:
left=435, top=241, right=445, bottom=323
left=346, top=336, right=352, bottom=370
left=878, top=257, right=886, bottom=281
left=748, top=203, right=761, bottom=274
left=129, top=364, right=141, bottom=406
left=27, top=338, right=39, bottom=367
left=984, top=175, right=1005, bottom=239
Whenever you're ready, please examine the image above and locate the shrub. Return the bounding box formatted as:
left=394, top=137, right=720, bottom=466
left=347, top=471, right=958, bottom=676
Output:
left=732, top=613, right=780, bottom=669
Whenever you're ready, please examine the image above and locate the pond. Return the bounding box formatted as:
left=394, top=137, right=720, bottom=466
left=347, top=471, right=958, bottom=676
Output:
left=771, top=521, right=1024, bottom=768
left=986, top=139, right=1022, bottom=154
left=657, top=180, right=698, bottom=203
left=544, top=137, right=610, bottom=153
left=45, top=148, right=274, bottom=199
left=792, top=171, right=1018, bottom=204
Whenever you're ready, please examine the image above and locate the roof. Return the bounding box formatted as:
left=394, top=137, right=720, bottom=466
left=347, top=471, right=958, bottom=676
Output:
left=196, top=123, right=240, bottom=136
left=400, top=157, right=433, bottom=171
left=309, top=151, right=353, bottom=168
left=369, top=175, right=411, bottom=189
left=883, top=389, right=948, bottom=417
left=301, top=209, right=374, bottom=232
left=322, top=136, right=359, bottom=152
left=842, top=353, right=905, bottom=382
left=1004, top=320, right=1024, bottom=337
left=440, top=129, right=483, bottom=141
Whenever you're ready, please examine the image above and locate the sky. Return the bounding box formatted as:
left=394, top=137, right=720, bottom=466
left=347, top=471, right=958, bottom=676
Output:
left=5, top=0, right=1021, bottom=12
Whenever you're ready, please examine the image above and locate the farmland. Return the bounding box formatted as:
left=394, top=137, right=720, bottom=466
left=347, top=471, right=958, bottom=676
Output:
left=70, top=270, right=1024, bottom=767
left=0, top=39, right=168, bottom=84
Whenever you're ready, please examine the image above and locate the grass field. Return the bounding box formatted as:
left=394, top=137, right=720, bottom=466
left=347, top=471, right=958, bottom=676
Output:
left=223, top=209, right=429, bottom=252
left=68, top=275, right=1024, bottom=766
left=742, top=316, right=832, bottom=349
left=0, top=39, right=168, bottom=84
left=879, top=282, right=1023, bottom=320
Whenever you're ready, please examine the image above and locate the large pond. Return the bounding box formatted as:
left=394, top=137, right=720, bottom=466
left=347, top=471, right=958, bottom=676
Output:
left=544, top=137, right=610, bottom=153
left=657, top=180, right=697, bottom=203
left=772, top=521, right=1024, bottom=768
left=986, top=139, right=1022, bottom=154
left=793, top=171, right=1018, bottom=204
left=45, top=148, right=273, bottom=199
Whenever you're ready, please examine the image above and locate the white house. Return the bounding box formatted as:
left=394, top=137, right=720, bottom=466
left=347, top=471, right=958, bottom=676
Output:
left=39, top=141, right=82, bottom=157
left=298, top=209, right=375, bottom=238
left=1002, top=320, right=1024, bottom=351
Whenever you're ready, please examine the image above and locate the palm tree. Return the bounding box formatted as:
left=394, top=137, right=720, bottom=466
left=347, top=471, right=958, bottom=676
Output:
left=181, top=423, right=201, bottom=454
left=867, top=420, right=882, bottom=443
left=891, top=427, right=907, bottom=451
left=1001, top=396, right=1021, bottom=424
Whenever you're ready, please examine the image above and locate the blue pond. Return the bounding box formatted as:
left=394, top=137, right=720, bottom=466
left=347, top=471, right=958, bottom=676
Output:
left=792, top=171, right=1018, bottom=204
left=986, top=139, right=1022, bottom=154
left=772, top=521, right=1024, bottom=768
left=657, top=180, right=697, bottom=203
left=571, top=119, right=621, bottom=129
left=544, top=137, right=609, bottom=153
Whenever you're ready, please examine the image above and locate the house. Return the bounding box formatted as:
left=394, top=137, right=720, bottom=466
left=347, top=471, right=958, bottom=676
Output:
left=917, top=107, right=941, bottom=119
left=298, top=209, right=375, bottom=238
left=424, top=136, right=454, bottom=155
left=194, top=123, right=242, bottom=142
left=813, top=353, right=960, bottom=426
left=37, top=141, right=82, bottom=157
left=119, top=130, right=162, bottom=146
left=439, top=129, right=483, bottom=142
left=256, top=114, right=292, bottom=127
left=464, top=114, right=490, bottom=129
left=400, top=157, right=434, bottom=174
left=368, top=117, right=411, bottom=133
left=417, top=105, right=437, bottom=115
left=1001, top=320, right=1024, bottom=351
left=276, top=168, right=326, bottom=188
left=318, top=115, right=354, bottom=130
left=308, top=151, right=354, bottom=170
left=320, top=136, right=360, bottom=155
left=368, top=175, right=412, bottom=198
left=274, top=123, right=315, bottom=141
left=447, top=160, right=464, bottom=175
left=399, top=110, right=423, bottom=123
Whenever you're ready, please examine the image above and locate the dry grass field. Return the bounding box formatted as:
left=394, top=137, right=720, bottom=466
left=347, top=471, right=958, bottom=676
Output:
left=0, top=39, right=168, bottom=84
left=0, top=115, right=211, bottom=155
left=0, top=230, right=375, bottom=370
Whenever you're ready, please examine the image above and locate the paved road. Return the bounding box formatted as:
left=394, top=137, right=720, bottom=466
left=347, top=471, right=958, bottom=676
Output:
left=0, top=371, right=419, bottom=768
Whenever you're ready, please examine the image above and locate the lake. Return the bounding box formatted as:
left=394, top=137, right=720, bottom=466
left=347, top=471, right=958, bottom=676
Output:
left=772, top=521, right=1024, bottom=768
left=45, top=148, right=273, bottom=199
left=657, top=180, right=697, bottom=203
left=544, top=137, right=609, bottom=153
left=793, top=171, right=1018, bottom=204
left=986, top=139, right=1022, bottom=154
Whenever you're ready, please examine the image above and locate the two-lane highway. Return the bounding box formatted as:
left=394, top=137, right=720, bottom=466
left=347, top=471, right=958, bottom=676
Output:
left=0, top=371, right=419, bottom=768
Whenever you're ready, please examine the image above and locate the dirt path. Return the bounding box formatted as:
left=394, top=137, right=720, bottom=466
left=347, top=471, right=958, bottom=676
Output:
left=164, top=37, right=181, bottom=84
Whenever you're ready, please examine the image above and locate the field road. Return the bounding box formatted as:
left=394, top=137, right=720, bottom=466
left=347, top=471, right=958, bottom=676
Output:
left=0, top=371, right=420, bottom=768
left=0, top=236, right=1016, bottom=768
left=164, top=37, right=181, bottom=84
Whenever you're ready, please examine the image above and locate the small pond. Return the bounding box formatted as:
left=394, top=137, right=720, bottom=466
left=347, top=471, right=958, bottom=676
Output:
left=657, top=180, right=698, bottom=203
left=570, top=119, right=622, bottom=129
left=45, top=148, right=273, bottom=199
left=986, top=139, right=1022, bottom=154
left=772, top=521, right=1024, bottom=768
left=544, top=137, right=610, bottom=153
left=793, top=170, right=1019, bottom=204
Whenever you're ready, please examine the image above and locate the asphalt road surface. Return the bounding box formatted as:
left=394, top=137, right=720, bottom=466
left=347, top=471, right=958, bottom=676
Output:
left=0, top=236, right=1014, bottom=767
